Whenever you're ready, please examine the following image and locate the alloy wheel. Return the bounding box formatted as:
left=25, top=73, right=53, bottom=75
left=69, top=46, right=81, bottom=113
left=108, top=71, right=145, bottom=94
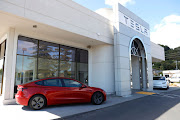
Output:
left=93, top=92, right=104, bottom=105
left=30, top=95, right=45, bottom=110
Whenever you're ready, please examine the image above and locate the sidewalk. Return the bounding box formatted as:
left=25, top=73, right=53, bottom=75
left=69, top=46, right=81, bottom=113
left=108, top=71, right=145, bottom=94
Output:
left=0, top=87, right=179, bottom=120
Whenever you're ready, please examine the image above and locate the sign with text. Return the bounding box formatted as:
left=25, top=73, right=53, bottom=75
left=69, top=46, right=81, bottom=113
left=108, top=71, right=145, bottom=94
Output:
left=119, top=11, right=150, bottom=38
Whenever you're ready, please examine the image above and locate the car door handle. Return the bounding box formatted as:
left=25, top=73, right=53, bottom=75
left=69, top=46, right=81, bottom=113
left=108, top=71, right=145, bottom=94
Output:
left=45, top=88, right=51, bottom=90
left=66, top=88, right=71, bottom=90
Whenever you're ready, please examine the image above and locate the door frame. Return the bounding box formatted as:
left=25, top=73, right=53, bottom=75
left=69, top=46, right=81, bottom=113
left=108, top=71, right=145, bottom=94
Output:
left=0, top=40, right=6, bottom=95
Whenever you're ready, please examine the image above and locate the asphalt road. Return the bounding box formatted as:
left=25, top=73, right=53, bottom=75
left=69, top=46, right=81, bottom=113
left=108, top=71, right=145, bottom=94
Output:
left=62, top=89, right=180, bottom=120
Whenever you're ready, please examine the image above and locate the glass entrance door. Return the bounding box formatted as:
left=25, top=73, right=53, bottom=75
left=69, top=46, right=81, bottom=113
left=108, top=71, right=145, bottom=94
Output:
left=0, top=41, right=6, bottom=95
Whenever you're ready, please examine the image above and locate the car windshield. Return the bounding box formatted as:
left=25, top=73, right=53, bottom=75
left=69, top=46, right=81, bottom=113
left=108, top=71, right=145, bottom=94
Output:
left=153, top=77, right=165, bottom=80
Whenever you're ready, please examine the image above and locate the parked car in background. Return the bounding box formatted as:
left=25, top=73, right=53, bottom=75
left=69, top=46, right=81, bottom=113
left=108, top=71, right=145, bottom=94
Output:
left=15, top=77, right=106, bottom=110
left=167, top=77, right=180, bottom=83
left=153, top=76, right=169, bottom=90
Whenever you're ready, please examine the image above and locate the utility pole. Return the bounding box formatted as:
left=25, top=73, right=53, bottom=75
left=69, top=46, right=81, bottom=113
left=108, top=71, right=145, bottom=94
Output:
left=176, top=60, right=178, bottom=70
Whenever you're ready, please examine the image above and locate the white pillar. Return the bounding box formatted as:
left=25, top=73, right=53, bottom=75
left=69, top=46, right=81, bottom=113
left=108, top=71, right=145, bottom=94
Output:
left=2, top=28, right=17, bottom=101
left=113, top=3, right=131, bottom=97
left=131, top=56, right=140, bottom=90
left=142, top=57, right=147, bottom=91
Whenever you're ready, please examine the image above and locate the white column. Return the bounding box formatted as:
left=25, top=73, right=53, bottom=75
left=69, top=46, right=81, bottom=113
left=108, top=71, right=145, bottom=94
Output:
left=131, top=56, right=140, bottom=90
left=142, top=57, right=147, bottom=91
left=113, top=3, right=131, bottom=96
left=2, top=28, right=17, bottom=101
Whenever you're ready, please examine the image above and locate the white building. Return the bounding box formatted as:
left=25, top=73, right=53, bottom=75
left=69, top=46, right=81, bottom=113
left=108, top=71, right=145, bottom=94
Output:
left=0, top=0, right=164, bottom=104
left=163, top=70, right=180, bottom=78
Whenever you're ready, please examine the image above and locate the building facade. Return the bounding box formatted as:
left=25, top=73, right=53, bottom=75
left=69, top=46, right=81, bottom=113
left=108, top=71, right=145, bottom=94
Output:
left=0, top=0, right=164, bottom=104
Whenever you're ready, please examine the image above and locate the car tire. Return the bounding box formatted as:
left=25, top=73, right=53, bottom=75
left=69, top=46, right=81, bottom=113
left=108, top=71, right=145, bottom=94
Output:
left=29, top=95, right=47, bottom=110
left=165, top=86, right=169, bottom=90
left=91, top=92, right=104, bottom=105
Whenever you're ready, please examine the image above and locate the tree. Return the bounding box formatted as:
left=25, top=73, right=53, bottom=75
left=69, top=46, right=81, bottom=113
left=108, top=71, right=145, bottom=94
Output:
left=153, top=45, right=180, bottom=70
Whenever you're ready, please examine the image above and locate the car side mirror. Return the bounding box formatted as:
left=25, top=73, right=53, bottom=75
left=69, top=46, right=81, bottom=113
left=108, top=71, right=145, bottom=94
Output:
left=81, top=85, right=86, bottom=88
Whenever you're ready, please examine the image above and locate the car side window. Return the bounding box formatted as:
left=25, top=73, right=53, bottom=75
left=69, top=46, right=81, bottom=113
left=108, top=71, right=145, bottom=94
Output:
left=43, top=79, right=63, bottom=87
left=63, top=79, right=82, bottom=87
left=35, top=81, right=43, bottom=85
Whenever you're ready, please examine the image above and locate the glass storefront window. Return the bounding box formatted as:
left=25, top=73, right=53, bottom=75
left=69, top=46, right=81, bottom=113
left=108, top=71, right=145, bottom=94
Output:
left=38, top=58, right=58, bottom=79
left=0, top=41, right=6, bottom=95
left=0, top=59, right=4, bottom=94
left=17, top=36, right=38, bottom=56
left=0, top=42, right=5, bottom=59
left=77, top=63, right=88, bottom=84
left=60, top=46, right=76, bottom=62
left=15, top=55, right=37, bottom=85
left=15, top=36, right=88, bottom=91
left=77, top=49, right=88, bottom=63
left=60, top=61, right=76, bottom=79
left=39, top=41, right=59, bottom=59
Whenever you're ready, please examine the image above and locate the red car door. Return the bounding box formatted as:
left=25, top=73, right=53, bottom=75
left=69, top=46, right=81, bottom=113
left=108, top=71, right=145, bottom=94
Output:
left=62, top=79, right=91, bottom=103
left=42, top=79, right=69, bottom=105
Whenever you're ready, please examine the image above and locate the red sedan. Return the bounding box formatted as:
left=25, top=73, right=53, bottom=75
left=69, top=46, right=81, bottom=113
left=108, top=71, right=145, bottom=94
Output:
left=15, top=77, right=106, bottom=110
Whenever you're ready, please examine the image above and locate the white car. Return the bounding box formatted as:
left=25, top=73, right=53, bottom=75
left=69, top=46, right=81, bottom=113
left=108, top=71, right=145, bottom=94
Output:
left=168, top=77, right=180, bottom=83
left=153, top=76, right=169, bottom=90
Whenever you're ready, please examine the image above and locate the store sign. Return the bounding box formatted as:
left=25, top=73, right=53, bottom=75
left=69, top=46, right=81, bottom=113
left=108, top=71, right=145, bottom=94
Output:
left=119, top=12, right=150, bottom=38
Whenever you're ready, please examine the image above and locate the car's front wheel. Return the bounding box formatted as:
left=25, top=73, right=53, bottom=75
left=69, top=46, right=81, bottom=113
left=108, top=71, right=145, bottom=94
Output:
left=91, top=92, right=104, bottom=105
left=29, top=95, right=46, bottom=110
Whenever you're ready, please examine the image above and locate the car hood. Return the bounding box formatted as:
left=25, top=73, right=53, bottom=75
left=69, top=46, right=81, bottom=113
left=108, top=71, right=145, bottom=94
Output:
left=153, top=80, right=165, bottom=84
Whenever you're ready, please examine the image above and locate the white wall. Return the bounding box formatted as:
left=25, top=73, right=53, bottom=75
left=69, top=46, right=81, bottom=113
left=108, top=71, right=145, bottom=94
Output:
left=0, top=0, right=113, bottom=44
left=89, top=44, right=115, bottom=94
left=151, top=42, right=165, bottom=62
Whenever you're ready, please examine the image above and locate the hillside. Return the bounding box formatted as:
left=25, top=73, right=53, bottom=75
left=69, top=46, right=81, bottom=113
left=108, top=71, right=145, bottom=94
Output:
left=153, top=45, right=180, bottom=70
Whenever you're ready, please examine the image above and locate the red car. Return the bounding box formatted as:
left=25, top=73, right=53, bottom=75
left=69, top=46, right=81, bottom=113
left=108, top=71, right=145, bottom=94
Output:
left=15, top=77, right=106, bottom=110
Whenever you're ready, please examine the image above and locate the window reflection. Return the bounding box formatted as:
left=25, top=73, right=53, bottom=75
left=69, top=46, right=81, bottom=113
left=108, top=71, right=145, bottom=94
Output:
left=60, top=61, right=76, bottom=79
left=77, top=49, right=88, bottom=63
left=38, top=58, right=58, bottom=79
left=17, top=36, right=38, bottom=56
left=63, top=79, right=82, bottom=87
left=15, top=55, right=37, bottom=85
left=60, top=46, right=75, bottom=61
left=15, top=36, right=88, bottom=88
left=0, top=41, right=6, bottom=95
left=0, top=42, right=5, bottom=59
left=77, top=63, right=88, bottom=84
left=39, top=41, right=59, bottom=59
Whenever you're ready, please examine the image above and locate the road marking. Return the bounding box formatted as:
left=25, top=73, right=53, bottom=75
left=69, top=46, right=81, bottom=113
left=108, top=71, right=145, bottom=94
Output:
left=152, top=93, right=180, bottom=99
left=136, top=91, right=156, bottom=95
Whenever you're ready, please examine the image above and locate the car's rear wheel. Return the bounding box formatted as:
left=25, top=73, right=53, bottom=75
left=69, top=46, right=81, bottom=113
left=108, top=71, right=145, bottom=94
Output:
left=91, top=92, right=104, bottom=105
left=29, top=95, right=46, bottom=110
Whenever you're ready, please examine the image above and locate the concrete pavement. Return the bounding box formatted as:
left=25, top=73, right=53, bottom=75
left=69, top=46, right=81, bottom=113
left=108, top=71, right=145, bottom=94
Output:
left=64, top=88, right=180, bottom=120
left=0, top=87, right=179, bottom=120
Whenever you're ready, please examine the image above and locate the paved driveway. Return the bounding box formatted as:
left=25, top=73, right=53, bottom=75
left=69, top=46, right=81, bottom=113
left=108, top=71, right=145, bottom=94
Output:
left=64, top=88, right=180, bottom=120
left=0, top=87, right=179, bottom=120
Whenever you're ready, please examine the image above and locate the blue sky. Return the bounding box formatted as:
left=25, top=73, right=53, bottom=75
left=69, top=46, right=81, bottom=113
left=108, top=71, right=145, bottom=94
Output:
left=73, top=0, right=180, bottom=48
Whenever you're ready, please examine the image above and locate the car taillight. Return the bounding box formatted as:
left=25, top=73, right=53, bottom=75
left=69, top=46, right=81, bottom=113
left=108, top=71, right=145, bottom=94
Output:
left=17, top=87, right=27, bottom=91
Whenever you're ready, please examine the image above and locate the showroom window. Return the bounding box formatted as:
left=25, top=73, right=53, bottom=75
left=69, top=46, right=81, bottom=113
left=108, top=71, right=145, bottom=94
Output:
left=15, top=36, right=88, bottom=91
left=15, top=37, right=38, bottom=85
left=60, top=46, right=76, bottom=79
left=38, top=41, right=59, bottom=79
left=76, top=49, right=88, bottom=84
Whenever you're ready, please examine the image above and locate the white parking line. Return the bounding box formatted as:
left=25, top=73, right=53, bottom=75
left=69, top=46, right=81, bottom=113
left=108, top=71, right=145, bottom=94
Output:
left=152, top=93, right=180, bottom=99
